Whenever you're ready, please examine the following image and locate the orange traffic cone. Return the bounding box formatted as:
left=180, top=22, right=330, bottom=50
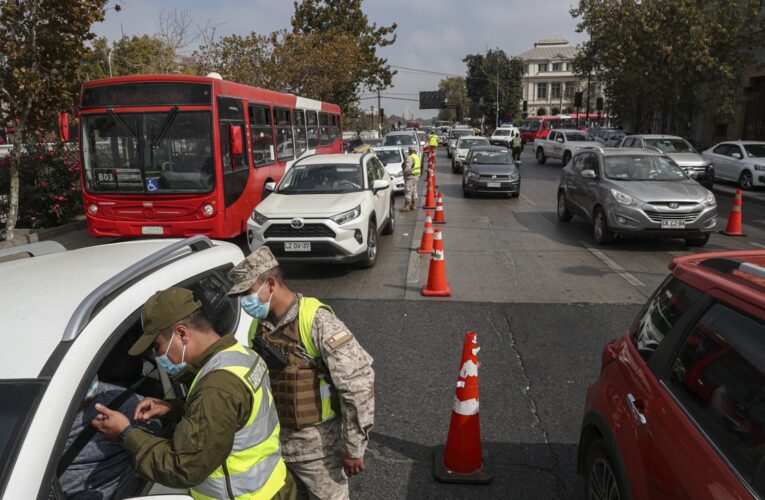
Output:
left=433, top=192, right=446, bottom=224
left=720, top=189, right=746, bottom=236
left=423, top=183, right=436, bottom=210
left=429, top=152, right=435, bottom=169
left=433, top=331, right=492, bottom=484
left=418, top=211, right=435, bottom=254
left=422, top=229, right=451, bottom=296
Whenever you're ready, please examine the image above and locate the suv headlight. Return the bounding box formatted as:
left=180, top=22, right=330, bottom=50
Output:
left=466, top=170, right=480, bottom=180
left=704, top=190, right=716, bottom=207
left=611, top=189, right=638, bottom=206
left=251, top=209, right=268, bottom=225
left=509, top=171, right=520, bottom=180
left=331, top=205, right=361, bottom=225
left=755, top=164, right=765, bottom=171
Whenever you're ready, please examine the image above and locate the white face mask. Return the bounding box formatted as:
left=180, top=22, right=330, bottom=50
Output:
left=155, top=332, right=187, bottom=376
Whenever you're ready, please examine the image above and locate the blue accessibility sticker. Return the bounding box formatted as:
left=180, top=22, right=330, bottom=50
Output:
left=145, top=178, right=159, bottom=192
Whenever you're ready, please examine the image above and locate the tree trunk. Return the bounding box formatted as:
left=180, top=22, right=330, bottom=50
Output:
left=4, top=125, right=23, bottom=241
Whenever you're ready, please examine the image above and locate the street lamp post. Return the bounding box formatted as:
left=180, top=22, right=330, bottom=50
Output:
left=107, top=48, right=114, bottom=78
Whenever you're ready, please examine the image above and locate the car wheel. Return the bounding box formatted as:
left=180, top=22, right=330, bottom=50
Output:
left=685, top=233, right=710, bottom=247
left=536, top=148, right=546, bottom=164
left=451, top=160, right=457, bottom=172
left=593, top=206, right=615, bottom=245
left=562, top=151, right=571, bottom=166
left=359, top=220, right=378, bottom=268
left=462, top=182, right=471, bottom=197
left=584, top=439, right=626, bottom=500
left=739, top=170, right=753, bottom=190
left=382, top=197, right=395, bottom=235
left=557, top=190, right=573, bottom=221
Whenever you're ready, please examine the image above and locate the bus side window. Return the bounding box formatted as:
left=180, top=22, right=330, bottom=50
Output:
left=306, top=111, right=319, bottom=149
left=217, top=97, right=248, bottom=172
left=249, top=104, right=275, bottom=167
left=319, top=112, right=330, bottom=147
left=294, top=109, right=307, bottom=156
left=275, top=108, right=294, bottom=162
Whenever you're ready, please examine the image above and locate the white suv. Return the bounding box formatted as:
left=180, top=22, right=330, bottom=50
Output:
left=247, top=153, right=395, bottom=268
left=0, top=236, right=251, bottom=500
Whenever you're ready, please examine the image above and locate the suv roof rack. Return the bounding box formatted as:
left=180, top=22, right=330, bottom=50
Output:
left=699, top=256, right=765, bottom=280
left=62, top=235, right=214, bottom=342
left=0, top=241, right=66, bottom=262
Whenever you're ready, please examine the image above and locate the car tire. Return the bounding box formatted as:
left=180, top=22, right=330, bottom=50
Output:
left=562, top=151, right=571, bottom=166
left=739, top=170, right=753, bottom=190
left=382, top=197, right=395, bottom=235
left=557, top=190, right=573, bottom=221
left=536, top=148, right=546, bottom=164
left=593, top=206, right=615, bottom=245
left=584, top=439, right=627, bottom=500
left=685, top=233, right=710, bottom=247
left=462, top=182, right=471, bottom=197
left=359, top=220, right=378, bottom=268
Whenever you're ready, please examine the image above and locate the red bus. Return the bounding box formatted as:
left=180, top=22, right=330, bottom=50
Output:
left=519, top=116, right=561, bottom=143
left=78, top=74, right=343, bottom=238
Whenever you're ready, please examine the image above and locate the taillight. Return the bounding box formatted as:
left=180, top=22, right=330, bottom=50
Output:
left=600, top=338, right=619, bottom=372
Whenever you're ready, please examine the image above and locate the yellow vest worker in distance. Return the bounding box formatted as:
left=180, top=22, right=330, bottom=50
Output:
left=227, top=246, right=375, bottom=500
left=428, top=132, right=438, bottom=156
left=91, top=287, right=296, bottom=500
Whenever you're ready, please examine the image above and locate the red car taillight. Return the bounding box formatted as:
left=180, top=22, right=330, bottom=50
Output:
left=600, top=338, right=619, bottom=373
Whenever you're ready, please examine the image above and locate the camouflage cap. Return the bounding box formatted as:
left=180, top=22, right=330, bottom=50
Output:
left=128, top=287, right=202, bottom=356
left=227, top=246, right=280, bottom=295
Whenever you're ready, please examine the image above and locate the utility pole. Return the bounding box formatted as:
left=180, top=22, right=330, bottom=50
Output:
left=495, top=67, right=499, bottom=130
left=377, top=89, right=382, bottom=134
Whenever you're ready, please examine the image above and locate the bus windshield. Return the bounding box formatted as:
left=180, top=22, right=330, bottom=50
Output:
left=522, top=120, right=541, bottom=131
left=81, top=110, right=214, bottom=194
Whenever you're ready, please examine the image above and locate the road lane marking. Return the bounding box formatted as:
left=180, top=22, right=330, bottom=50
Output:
left=750, top=242, right=765, bottom=249
left=581, top=243, right=646, bottom=287
left=520, top=193, right=537, bottom=206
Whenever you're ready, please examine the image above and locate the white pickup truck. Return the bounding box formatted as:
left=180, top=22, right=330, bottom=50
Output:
left=535, top=129, right=601, bottom=166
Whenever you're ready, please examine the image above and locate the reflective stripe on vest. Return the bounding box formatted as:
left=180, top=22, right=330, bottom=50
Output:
left=188, top=344, right=286, bottom=500
left=248, top=297, right=337, bottom=425
left=409, top=154, right=421, bottom=176
left=429, top=134, right=438, bottom=146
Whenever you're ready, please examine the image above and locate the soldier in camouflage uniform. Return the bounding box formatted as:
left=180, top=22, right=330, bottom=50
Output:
left=227, top=246, right=375, bottom=500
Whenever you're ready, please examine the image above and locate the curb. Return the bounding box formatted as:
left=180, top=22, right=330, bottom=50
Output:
left=0, top=219, right=87, bottom=250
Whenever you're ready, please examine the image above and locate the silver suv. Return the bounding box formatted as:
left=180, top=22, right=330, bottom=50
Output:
left=557, top=148, right=717, bottom=246
left=619, top=134, right=714, bottom=190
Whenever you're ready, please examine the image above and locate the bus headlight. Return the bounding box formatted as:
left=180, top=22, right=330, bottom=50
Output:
left=202, top=204, right=215, bottom=216
left=88, top=204, right=98, bottom=215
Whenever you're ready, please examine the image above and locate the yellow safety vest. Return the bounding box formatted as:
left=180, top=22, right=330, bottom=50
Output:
left=248, top=298, right=337, bottom=425
left=429, top=134, right=438, bottom=147
left=409, top=153, right=421, bottom=177
left=188, top=343, right=286, bottom=500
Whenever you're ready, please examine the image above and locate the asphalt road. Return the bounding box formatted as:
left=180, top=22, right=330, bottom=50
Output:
left=47, top=145, right=765, bottom=499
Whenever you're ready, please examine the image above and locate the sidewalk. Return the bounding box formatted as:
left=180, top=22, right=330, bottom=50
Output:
left=0, top=218, right=111, bottom=251
left=713, top=183, right=765, bottom=206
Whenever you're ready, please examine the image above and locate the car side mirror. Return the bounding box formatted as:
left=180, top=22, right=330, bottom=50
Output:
left=372, top=179, right=390, bottom=193
left=581, top=169, right=597, bottom=179
left=732, top=152, right=743, bottom=160
left=556, top=137, right=564, bottom=143
left=264, top=181, right=276, bottom=192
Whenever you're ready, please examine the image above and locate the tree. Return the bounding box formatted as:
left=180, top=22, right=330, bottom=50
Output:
left=0, top=0, right=107, bottom=240
left=463, top=49, right=524, bottom=127
left=571, top=0, right=765, bottom=134
left=291, top=0, right=397, bottom=92
left=437, top=77, right=470, bottom=123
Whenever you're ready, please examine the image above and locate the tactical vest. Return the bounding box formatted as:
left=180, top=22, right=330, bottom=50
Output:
left=248, top=297, right=337, bottom=430
left=512, top=135, right=522, bottom=148
left=409, top=153, right=421, bottom=177
left=188, top=343, right=286, bottom=500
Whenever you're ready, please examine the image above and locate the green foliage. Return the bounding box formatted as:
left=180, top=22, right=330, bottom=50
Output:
left=437, top=77, right=470, bottom=122
left=0, top=143, right=82, bottom=229
left=571, top=0, right=765, bottom=133
left=463, top=49, right=525, bottom=126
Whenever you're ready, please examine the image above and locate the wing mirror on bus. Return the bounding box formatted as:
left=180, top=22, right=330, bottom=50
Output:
left=229, top=124, right=243, bottom=156
left=264, top=181, right=276, bottom=192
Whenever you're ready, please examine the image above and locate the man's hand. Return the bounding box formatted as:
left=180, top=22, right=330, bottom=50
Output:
left=342, top=456, right=365, bottom=477
left=91, top=404, right=130, bottom=439
left=133, top=397, right=172, bottom=423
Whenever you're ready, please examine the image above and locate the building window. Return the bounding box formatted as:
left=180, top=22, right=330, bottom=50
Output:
left=551, top=83, right=562, bottom=99
left=552, top=63, right=562, bottom=72
left=564, top=82, right=575, bottom=98
left=537, top=83, right=548, bottom=99
left=538, top=63, right=548, bottom=73
left=524, top=64, right=529, bottom=74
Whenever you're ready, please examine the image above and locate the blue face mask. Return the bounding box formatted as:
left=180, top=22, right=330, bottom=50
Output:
left=84, top=375, right=99, bottom=400
left=241, top=283, right=272, bottom=320
left=156, top=332, right=187, bottom=376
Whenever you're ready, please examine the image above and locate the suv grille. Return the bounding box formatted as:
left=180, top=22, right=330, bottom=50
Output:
left=479, top=174, right=511, bottom=180
left=644, top=210, right=701, bottom=223
left=264, top=224, right=336, bottom=239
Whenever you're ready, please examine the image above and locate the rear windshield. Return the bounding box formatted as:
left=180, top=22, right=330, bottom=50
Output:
left=745, top=144, right=765, bottom=158
left=472, top=150, right=513, bottom=164
left=384, top=134, right=416, bottom=147
left=493, top=129, right=511, bottom=136
left=373, top=150, right=402, bottom=164
left=604, top=155, right=687, bottom=181
left=0, top=381, right=45, bottom=491
left=450, top=129, right=473, bottom=139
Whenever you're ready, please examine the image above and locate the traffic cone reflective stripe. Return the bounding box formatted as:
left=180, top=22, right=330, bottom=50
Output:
left=433, top=331, right=492, bottom=484
left=433, top=193, right=446, bottom=224
left=423, top=184, right=436, bottom=210
left=422, top=229, right=451, bottom=296
left=720, top=189, right=746, bottom=237
left=418, top=212, right=435, bottom=254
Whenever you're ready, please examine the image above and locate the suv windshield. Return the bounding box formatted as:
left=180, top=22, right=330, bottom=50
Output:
left=0, top=381, right=45, bottom=490
left=744, top=144, right=765, bottom=158
left=458, top=139, right=488, bottom=149
left=277, top=164, right=363, bottom=194
left=645, top=138, right=695, bottom=153
left=472, top=150, right=513, bottom=164
left=604, top=155, right=687, bottom=181
left=373, top=150, right=402, bottom=164
left=565, top=132, right=594, bottom=142
left=82, top=111, right=214, bottom=194
left=450, top=129, right=472, bottom=139
left=384, top=134, right=416, bottom=147
left=493, top=129, right=511, bottom=136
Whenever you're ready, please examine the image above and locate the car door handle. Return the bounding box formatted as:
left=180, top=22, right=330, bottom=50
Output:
left=627, top=393, right=647, bottom=426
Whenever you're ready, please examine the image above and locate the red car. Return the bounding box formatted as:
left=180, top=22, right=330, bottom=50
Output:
left=578, top=250, right=765, bottom=500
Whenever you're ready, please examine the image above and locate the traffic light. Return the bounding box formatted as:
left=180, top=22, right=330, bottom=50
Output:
left=574, top=92, right=583, bottom=108
left=522, top=100, right=528, bottom=112
left=596, top=97, right=604, bottom=111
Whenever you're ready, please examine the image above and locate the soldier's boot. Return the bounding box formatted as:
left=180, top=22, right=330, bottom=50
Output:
left=410, top=199, right=417, bottom=210
left=399, top=202, right=412, bottom=212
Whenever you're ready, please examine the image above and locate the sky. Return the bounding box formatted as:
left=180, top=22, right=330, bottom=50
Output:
left=93, top=0, right=587, bottom=119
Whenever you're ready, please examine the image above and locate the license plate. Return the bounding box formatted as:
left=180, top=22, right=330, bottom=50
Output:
left=486, top=182, right=501, bottom=188
left=141, top=226, right=164, bottom=235
left=284, top=242, right=311, bottom=252
left=661, top=220, right=686, bottom=229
